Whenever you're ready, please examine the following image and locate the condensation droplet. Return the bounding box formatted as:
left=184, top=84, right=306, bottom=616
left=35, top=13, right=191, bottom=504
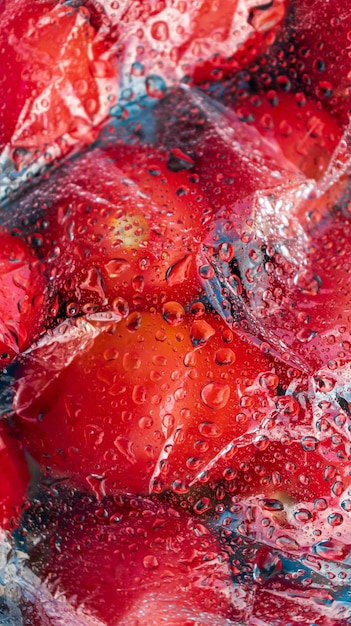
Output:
left=200, top=382, right=230, bottom=410
left=162, top=301, right=185, bottom=326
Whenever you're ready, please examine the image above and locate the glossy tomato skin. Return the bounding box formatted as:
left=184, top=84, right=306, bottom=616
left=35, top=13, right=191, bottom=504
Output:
left=0, top=230, right=48, bottom=368
left=11, top=309, right=278, bottom=496
left=12, top=146, right=207, bottom=322
left=22, top=491, right=235, bottom=625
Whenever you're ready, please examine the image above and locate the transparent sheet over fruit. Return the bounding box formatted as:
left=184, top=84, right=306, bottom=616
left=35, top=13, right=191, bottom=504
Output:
left=1, top=2, right=351, bottom=624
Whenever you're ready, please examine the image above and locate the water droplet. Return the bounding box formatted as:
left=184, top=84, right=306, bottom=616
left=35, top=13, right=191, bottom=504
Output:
left=132, top=385, right=147, bottom=404
left=104, top=256, right=128, bottom=279
left=313, top=539, right=350, bottom=561
left=162, top=301, right=185, bottom=326
left=259, top=372, right=279, bottom=389
left=301, top=436, right=318, bottom=452
left=138, top=416, right=153, bottom=429
left=276, top=536, right=300, bottom=551
left=328, top=512, right=343, bottom=527
left=314, top=498, right=328, bottom=511
left=132, top=275, right=144, bottom=293
left=193, top=497, right=212, bottom=515
left=200, top=382, right=230, bottom=410
left=294, top=508, right=312, bottom=523
left=150, top=20, right=169, bottom=41
left=199, top=265, right=215, bottom=279
left=112, top=297, right=129, bottom=318
left=259, top=498, right=284, bottom=512
left=218, top=242, right=234, bottom=263
left=324, top=465, right=337, bottom=482
left=190, top=320, right=216, bottom=346
left=214, top=348, right=236, bottom=366
left=123, top=352, right=141, bottom=372
left=143, top=555, right=159, bottom=570
left=198, top=421, right=223, bottom=438
left=145, top=74, right=166, bottom=98
left=293, top=269, right=321, bottom=294
left=126, top=312, right=142, bottom=332
left=166, top=254, right=193, bottom=286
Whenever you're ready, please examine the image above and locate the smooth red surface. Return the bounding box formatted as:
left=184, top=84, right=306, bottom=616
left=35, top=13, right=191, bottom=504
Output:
left=13, top=310, right=277, bottom=495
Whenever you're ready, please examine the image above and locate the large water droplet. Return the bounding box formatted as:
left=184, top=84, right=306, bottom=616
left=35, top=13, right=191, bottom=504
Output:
left=200, top=382, right=230, bottom=410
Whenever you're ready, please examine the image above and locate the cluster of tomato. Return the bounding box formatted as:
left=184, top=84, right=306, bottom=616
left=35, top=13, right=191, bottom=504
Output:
left=1, top=0, right=351, bottom=624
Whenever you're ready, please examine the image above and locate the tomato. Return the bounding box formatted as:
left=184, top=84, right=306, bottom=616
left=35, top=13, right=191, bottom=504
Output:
left=11, top=308, right=277, bottom=496
left=0, top=229, right=47, bottom=368
left=191, top=0, right=288, bottom=85
left=23, top=491, right=235, bottom=625
left=275, top=0, right=351, bottom=128
left=12, top=145, right=208, bottom=321
left=0, top=422, right=29, bottom=531
left=0, top=0, right=118, bottom=171
left=227, top=89, right=342, bottom=180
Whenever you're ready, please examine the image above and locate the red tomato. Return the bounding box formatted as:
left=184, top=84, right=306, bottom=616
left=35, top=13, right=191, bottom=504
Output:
left=24, top=492, right=235, bottom=625
left=0, top=422, right=29, bottom=531
left=228, top=89, right=342, bottom=180
left=12, top=309, right=277, bottom=496
left=0, top=0, right=118, bottom=171
left=14, top=146, right=208, bottom=320
left=0, top=230, right=47, bottom=368
left=191, top=0, right=289, bottom=84
left=275, top=0, right=351, bottom=128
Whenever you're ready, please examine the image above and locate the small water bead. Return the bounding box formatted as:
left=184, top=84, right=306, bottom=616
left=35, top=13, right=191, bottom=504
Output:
left=218, top=241, right=235, bottom=263
left=122, top=352, right=141, bottom=372
left=314, top=498, right=328, bottom=511
left=150, top=20, right=169, bottom=41
left=125, top=312, right=142, bottom=332
left=112, top=297, right=129, bottom=318
left=328, top=512, right=344, bottom=527
left=259, top=498, right=284, bottom=512
left=324, top=465, right=338, bottom=482
left=131, top=275, right=144, bottom=293
left=258, top=372, right=279, bottom=390
left=199, top=265, right=215, bottom=279
left=276, top=536, right=300, bottom=551
left=313, top=539, right=350, bottom=561
left=145, top=74, right=167, bottom=98
left=193, top=497, right=212, bottom=515
left=301, top=436, right=318, bottom=452
left=190, top=301, right=205, bottom=318
left=190, top=320, right=216, bottom=346
left=198, top=421, right=223, bottom=438
left=294, top=508, right=312, bottom=523
left=214, top=348, right=236, bottom=366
